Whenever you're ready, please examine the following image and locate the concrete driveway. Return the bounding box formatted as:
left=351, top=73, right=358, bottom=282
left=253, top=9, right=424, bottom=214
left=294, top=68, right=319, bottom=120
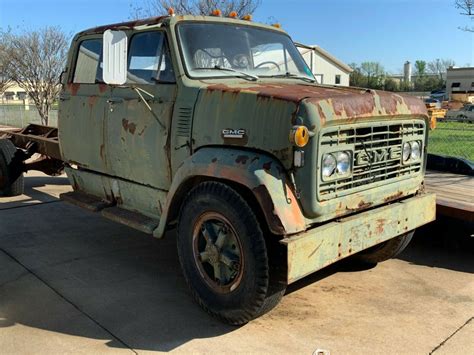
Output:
left=0, top=172, right=473, bottom=354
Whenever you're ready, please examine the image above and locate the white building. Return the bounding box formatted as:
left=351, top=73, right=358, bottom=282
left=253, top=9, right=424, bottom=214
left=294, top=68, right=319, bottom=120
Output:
left=446, top=67, right=474, bottom=97
left=296, top=44, right=353, bottom=86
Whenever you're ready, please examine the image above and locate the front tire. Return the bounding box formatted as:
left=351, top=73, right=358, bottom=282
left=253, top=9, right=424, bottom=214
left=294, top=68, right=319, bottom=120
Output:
left=353, top=231, right=415, bottom=264
left=177, top=181, right=285, bottom=325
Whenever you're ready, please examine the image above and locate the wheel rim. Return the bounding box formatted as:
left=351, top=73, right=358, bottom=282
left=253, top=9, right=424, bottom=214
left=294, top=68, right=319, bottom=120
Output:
left=192, top=212, right=244, bottom=294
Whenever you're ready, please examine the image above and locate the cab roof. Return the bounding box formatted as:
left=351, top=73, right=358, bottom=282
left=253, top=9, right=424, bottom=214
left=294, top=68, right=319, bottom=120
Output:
left=77, top=14, right=287, bottom=36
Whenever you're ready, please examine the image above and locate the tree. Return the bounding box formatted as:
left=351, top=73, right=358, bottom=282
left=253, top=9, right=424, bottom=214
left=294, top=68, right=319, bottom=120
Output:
left=0, top=42, right=14, bottom=98
left=414, top=60, right=427, bottom=77
left=348, top=63, right=366, bottom=87
left=384, top=78, right=399, bottom=92
left=360, top=62, right=386, bottom=89
left=0, top=27, right=69, bottom=125
left=414, top=60, right=427, bottom=91
left=131, top=0, right=261, bottom=18
left=428, top=58, right=455, bottom=81
left=455, top=0, right=474, bottom=31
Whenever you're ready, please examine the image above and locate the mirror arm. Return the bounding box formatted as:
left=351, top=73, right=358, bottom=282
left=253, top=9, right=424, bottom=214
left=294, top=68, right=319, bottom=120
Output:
left=131, top=87, right=166, bottom=130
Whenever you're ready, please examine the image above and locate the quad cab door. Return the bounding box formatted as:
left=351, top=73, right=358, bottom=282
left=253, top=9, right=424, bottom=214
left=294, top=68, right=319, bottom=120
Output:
left=105, top=31, right=177, bottom=190
left=59, top=36, right=110, bottom=173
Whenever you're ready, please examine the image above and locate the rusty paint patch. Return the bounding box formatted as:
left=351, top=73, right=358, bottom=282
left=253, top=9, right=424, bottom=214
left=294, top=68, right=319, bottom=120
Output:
left=384, top=191, right=404, bottom=203
left=375, top=219, right=386, bottom=234
left=98, top=84, right=108, bottom=93
left=122, top=119, right=137, bottom=135
left=68, top=83, right=80, bottom=96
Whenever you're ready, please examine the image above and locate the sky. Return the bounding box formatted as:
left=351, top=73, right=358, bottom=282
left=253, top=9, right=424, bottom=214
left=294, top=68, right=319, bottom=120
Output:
left=0, top=0, right=472, bottom=73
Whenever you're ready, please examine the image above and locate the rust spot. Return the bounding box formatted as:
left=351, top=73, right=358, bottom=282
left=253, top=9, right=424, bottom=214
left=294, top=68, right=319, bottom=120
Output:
left=98, top=84, right=108, bottom=93
left=68, top=83, right=80, bottom=96
left=122, top=118, right=137, bottom=135
left=235, top=155, right=249, bottom=164
left=357, top=200, right=372, bottom=209
left=384, top=191, right=404, bottom=203
left=375, top=219, right=386, bottom=234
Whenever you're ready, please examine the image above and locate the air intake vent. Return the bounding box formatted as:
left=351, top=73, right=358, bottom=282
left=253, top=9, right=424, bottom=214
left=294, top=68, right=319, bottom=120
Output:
left=176, top=106, right=193, bottom=137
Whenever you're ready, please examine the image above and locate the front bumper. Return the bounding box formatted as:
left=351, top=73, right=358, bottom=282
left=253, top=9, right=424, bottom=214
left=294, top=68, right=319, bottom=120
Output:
left=281, top=193, right=436, bottom=284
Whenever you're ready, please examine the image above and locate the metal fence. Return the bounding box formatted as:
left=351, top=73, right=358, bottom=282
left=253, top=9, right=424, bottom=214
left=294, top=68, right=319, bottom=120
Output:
left=0, top=104, right=58, bottom=127
left=428, top=122, right=474, bottom=162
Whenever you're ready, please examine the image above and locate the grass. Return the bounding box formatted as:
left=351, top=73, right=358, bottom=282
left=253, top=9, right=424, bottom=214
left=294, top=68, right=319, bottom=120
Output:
left=428, top=122, right=474, bottom=162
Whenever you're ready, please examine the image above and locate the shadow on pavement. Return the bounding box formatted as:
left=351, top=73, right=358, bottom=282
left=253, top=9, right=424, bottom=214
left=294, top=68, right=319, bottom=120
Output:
left=397, top=216, right=474, bottom=274
left=0, top=174, right=70, bottom=209
left=0, top=202, right=236, bottom=352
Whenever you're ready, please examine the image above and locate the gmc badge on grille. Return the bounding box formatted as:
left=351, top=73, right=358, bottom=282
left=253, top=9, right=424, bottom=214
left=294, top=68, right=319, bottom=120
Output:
left=222, top=129, right=246, bottom=139
left=355, top=146, right=401, bottom=166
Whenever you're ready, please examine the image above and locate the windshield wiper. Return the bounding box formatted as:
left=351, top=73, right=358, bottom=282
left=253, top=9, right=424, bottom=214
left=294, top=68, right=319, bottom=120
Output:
left=193, top=65, right=259, bottom=81
left=263, top=72, right=316, bottom=83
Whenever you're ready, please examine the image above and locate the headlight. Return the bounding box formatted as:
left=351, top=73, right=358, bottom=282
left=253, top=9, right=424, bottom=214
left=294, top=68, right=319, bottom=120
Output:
left=411, top=141, right=421, bottom=160
left=336, top=151, right=351, bottom=175
left=322, top=153, right=337, bottom=178
left=402, top=142, right=411, bottom=162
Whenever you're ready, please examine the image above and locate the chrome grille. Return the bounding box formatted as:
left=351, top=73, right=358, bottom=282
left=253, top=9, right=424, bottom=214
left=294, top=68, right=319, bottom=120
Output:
left=318, top=121, right=425, bottom=200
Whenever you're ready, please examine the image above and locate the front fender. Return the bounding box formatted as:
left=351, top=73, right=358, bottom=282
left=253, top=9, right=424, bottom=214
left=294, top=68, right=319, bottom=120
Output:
left=152, top=147, right=306, bottom=238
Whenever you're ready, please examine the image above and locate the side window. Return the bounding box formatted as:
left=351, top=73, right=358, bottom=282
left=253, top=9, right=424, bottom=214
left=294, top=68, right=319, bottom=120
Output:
left=335, top=75, right=341, bottom=85
left=127, top=32, right=175, bottom=84
left=73, top=39, right=103, bottom=84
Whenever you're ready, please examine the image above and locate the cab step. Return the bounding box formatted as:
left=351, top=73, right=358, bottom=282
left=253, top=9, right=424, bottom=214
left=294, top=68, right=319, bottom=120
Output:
left=60, top=191, right=113, bottom=212
left=101, top=206, right=159, bottom=234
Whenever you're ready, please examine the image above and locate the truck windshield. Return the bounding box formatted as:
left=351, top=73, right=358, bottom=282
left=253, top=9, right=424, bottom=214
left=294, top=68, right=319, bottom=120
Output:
left=177, top=23, right=315, bottom=81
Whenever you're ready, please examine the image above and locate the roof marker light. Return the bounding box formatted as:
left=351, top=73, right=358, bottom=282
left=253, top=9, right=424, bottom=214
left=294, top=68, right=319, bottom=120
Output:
left=229, top=11, right=238, bottom=18
left=242, top=14, right=252, bottom=21
left=272, top=23, right=282, bottom=28
left=211, top=9, right=222, bottom=16
left=168, top=7, right=175, bottom=16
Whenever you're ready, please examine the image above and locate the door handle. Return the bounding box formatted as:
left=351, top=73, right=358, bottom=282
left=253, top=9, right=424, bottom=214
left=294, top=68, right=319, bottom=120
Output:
left=107, top=98, right=124, bottom=104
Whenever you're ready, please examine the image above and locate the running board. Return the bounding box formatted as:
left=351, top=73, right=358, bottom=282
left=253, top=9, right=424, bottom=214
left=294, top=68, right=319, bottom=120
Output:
left=60, top=191, right=159, bottom=234
left=101, top=207, right=159, bottom=234
left=60, top=191, right=113, bottom=212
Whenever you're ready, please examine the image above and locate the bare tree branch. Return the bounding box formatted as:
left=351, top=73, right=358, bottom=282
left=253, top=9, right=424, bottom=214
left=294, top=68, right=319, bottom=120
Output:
left=130, top=0, right=261, bottom=18
left=455, top=0, right=474, bottom=31
left=0, top=27, right=69, bottom=125
left=455, top=0, right=474, bottom=15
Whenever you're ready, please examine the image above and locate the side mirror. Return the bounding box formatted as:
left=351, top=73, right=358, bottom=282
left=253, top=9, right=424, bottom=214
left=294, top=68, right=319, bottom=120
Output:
left=103, top=30, right=128, bottom=85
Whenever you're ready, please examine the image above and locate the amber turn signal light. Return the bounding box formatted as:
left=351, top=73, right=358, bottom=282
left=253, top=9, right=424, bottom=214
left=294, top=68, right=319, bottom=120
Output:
left=289, top=126, right=310, bottom=148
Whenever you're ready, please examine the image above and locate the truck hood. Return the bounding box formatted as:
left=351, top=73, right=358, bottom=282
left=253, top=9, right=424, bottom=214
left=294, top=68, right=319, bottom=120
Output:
left=191, top=80, right=428, bottom=170
left=203, top=82, right=428, bottom=123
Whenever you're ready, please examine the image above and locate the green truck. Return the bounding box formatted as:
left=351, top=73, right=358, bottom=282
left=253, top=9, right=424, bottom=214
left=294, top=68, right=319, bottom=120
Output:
left=0, top=14, right=436, bottom=325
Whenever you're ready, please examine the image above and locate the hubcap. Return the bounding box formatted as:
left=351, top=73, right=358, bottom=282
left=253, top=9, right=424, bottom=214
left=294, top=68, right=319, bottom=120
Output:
left=192, top=212, right=244, bottom=294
